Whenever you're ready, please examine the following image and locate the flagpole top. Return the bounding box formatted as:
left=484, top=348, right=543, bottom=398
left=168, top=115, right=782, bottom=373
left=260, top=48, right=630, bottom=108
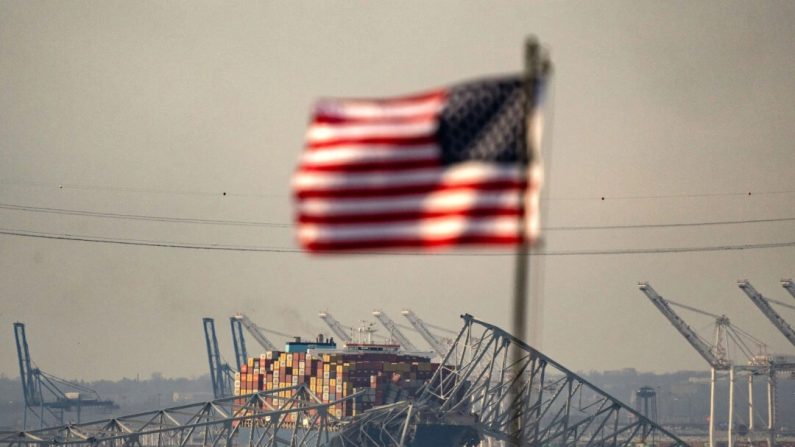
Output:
left=524, top=36, right=552, bottom=78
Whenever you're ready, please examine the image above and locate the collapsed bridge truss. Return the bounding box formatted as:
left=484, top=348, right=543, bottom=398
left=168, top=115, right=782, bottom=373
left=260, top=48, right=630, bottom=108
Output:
left=2, top=315, right=688, bottom=446
left=0, top=384, right=355, bottom=447
left=338, top=314, right=689, bottom=446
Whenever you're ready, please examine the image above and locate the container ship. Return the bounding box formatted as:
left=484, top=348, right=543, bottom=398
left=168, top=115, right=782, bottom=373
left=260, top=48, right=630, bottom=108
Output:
left=233, top=333, right=439, bottom=419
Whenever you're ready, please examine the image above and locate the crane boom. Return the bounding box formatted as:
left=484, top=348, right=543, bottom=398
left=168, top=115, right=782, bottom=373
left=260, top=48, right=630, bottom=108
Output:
left=231, top=314, right=277, bottom=351
left=14, top=323, right=39, bottom=406
left=372, top=310, right=419, bottom=351
left=782, top=279, right=795, bottom=300
left=737, top=280, right=795, bottom=348
left=202, top=318, right=232, bottom=399
left=401, top=309, right=449, bottom=357
left=318, top=311, right=352, bottom=343
left=638, top=283, right=730, bottom=369
left=229, top=317, right=248, bottom=372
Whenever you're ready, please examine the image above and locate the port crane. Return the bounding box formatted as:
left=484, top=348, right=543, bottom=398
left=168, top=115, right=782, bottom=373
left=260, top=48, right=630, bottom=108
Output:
left=13, top=322, right=115, bottom=429
left=318, top=311, right=353, bottom=343
left=737, top=280, right=795, bottom=348
left=202, top=318, right=234, bottom=399
left=736, top=280, right=795, bottom=446
left=637, top=283, right=773, bottom=447
left=400, top=309, right=451, bottom=358
left=371, top=310, right=419, bottom=352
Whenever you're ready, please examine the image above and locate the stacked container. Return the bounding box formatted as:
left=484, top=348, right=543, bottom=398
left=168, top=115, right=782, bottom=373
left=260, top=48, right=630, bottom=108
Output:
left=234, top=350, right=439, bottom=418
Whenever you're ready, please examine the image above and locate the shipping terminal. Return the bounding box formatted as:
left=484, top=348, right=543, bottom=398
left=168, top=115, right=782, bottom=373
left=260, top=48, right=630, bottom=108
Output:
left=4, top=292, right=795, bottom=447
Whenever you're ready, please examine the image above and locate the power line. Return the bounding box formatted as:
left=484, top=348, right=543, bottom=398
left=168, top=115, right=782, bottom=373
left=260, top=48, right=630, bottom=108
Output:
left=0, top=228, right=294, bottom=252
left=0, top=179, right=281, bottom=198
left=2, top=179, right=793, bottom=201
left=1, top=228, right=793, bottom=256
left=552, top=190, right=795, bottom=201
left=2, top=202, right=794, bottom=231
left=0, top=203, right=290, bottom=228
left=546, top=217, right=795, bottom=231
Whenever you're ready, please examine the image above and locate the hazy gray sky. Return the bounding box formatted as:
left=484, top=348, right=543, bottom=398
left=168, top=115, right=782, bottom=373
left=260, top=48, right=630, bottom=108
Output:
left=1, top=1, right=794, bottom=382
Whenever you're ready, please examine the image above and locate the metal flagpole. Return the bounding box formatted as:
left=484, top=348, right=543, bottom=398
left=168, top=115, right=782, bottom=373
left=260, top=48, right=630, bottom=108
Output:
left=510, top=36, right=549, bottom=445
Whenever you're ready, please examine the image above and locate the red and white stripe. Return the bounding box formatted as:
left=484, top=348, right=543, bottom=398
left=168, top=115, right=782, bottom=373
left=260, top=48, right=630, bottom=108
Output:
left=293, top=91, right=539, bottom=252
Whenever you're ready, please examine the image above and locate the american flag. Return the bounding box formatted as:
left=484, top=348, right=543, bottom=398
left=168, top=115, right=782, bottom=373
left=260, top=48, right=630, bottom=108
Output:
left=292, top=76, right=543, bottom=252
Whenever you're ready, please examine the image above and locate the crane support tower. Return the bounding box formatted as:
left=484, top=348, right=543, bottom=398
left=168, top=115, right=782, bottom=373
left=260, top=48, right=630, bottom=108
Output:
left=371, top=310, right=419, bottom=352
left=318, top=311, right=352, bottom=343
left=13, top=322, right=115, bottom=429
left=400, top=309, right=449, bottom=358
left=637, top=283, right=723, bottom=447
left=229, top=316, right=248, bottom=372
left=737, top=280, right=795, bottom=348
left=202, top=318, right=234, bottom=399
left=230, top=314, right=278, bottom=351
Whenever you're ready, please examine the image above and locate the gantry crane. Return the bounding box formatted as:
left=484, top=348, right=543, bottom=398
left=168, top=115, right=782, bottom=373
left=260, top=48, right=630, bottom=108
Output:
left=638, top=283, right=773, bottom=447
left=230, top=314, right=278, bottom=352
left=371, top=310, right=419, bottom=352
left=202, top=318, right=234, bottom=399
left=782, top=278, right=795, bottom=299
left=400, top=309, right=450, bottom=358
left=13, top=322, right=116, bottom=429
left=318, top=311, right=353, bottom=343
left=737, top=280, right=795, bottom=348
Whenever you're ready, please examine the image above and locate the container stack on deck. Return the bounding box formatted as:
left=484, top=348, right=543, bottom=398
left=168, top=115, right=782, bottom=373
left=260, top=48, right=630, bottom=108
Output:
left=234, top=350, right=438, bottom=419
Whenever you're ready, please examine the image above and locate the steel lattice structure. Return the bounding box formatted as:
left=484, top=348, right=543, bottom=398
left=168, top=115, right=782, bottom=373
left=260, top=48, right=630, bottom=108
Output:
left=330, top=401, right=418, bottom=447
left=328, top=314, right=689, bottom=446
left=414, top=314, right=688, bottom=446
left=0, top=385, right=356, bottom=447
left=3, top=315, right=689, bottom=447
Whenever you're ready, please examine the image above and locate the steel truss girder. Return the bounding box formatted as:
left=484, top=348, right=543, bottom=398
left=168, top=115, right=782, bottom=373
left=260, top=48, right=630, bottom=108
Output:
left=0, top=384, right=358, bottom=447
left=330, top=401, right=417, bottom=447
left=412, top=314, right=689, bottom=447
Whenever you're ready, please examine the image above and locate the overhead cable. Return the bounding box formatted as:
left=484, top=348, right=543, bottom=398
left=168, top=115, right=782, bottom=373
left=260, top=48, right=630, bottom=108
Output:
left=1, top=202, right=793, bottom=231
left=2, top=179, right=793, bottom=201
left=1, top=228, right=793, bottom=256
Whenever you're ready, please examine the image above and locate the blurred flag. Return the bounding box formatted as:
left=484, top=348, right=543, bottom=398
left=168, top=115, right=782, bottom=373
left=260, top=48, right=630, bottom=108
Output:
left=293, top=76, right=544, bottom=252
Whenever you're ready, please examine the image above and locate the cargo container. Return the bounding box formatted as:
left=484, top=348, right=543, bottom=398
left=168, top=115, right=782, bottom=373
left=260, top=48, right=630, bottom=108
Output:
left=234, top=340, right=438, bottom=417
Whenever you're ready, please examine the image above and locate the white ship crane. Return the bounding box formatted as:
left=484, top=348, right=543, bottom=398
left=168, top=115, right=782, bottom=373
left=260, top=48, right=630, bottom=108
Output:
left=372, top=310, right=419, bottom=352
left=638, top=282, right=774, bottom=447
left=318, top=311, right=353, bottom=343
left=231, top=313, right=278, bottom=351
left=400, top=309, right=449, bottom=358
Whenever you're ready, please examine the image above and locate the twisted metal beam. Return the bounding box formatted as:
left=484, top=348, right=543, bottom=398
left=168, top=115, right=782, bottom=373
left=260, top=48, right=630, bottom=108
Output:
left=0, top=384, right=358, bottom=447
left=330, top=401, right=417, bottom=447
left=414, top=314, right=689, bottom=446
